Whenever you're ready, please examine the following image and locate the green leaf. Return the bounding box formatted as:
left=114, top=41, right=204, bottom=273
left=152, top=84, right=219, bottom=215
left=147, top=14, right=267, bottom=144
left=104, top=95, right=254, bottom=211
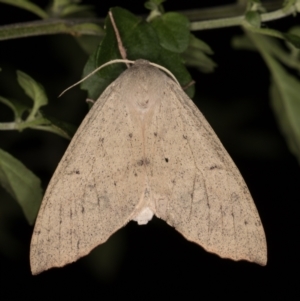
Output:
left=0, top=96, right=28, bottom=121
left=188, top=34, right=214, bottom=55
left=283, top=0, right=297, bottom=12
left=75, top=35, right=103, bottom=55
left=283, top=33, right=300, bottom=49
left=240, top=32, right=300, bottom=163
left=0, top=0, right=48, bottom=19
left=151, top=12, right=190, bottom=53
left=60, top=4, right=94, bottom=17
left=151, top=0, right=165, bottom=5
left=42, top=114, right=76, bottom=139
left=49, top=1, right=95, bottom=18
left=144, top=0, right=165, bottom=11
left=182, top=34, right=216, bottom=73
left=231, top=35, right=257, bottom=51
left=81, top=7, right=194, bottom=99
left=144, top=2, right=157, bottom=10
left=16, top=70, right=48, bottom=120
left=52, top=0, right=71, bottom=5
left=81, top=8, right=178, bottom=97
left=269, top=59, right=300, bottom=163
left=156, top=47, right=195, bottom=97
left=245, top=11, right=261, bottom=28
left=81, top=51, right=108, bottom=101
left=0, top=148, right=43, bottom=224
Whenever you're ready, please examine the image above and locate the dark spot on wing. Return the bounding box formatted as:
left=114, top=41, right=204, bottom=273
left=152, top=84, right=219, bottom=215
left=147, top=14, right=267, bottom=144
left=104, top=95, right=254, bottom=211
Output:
left=231, top=193, right=239, bottom=202
left=165, top=158, right=169, bottom=163
left=137, top=158, right=150, bottom=166
left=67, top=169, right=81, bottom=175
left=97, top=195, right=110, bottom=209
left=209, top=165, right=221, bottom=170
left=129, top=133, right=133, bottom=138
left=81, top=206, right=85, bottom=213
left=154, top=132, right=157, bottom=137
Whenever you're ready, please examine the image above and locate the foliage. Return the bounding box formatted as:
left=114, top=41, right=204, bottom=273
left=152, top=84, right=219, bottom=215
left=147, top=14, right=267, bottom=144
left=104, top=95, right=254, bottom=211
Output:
left=0, top=1, right=300, bottom=273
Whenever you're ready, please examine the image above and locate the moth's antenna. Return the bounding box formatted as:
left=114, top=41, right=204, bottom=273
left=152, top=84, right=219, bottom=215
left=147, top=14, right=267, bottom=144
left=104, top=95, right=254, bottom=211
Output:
left=59, top=11, right=133, bottom=98
left=59, top=59, right=135, bottom=97
left=149, top=62, right=180, bottom=86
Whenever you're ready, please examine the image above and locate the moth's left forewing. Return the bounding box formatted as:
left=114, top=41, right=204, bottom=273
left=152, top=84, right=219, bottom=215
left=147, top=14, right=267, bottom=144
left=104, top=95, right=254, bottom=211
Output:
left=148, top=74, right=267, bottom=266
left=30, top=74, right=147, bottom=274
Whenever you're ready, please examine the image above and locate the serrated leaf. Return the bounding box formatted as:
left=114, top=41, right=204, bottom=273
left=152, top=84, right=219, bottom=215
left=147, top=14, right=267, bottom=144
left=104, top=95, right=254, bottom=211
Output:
left=81, top=7, right=194, bottom=99
left=0, top=148, right=42, bottom=224
left=16, top=70, right=48, bottom=120
left=245, top=11, right=261, bottom=28
left=151, top=12, right=190, bottom=53
left=0, top=0, right=48, bottom=19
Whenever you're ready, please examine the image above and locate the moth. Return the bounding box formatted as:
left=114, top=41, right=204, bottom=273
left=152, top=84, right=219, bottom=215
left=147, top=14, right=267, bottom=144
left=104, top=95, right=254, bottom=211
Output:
left=30, top=59, right=267, bottom=274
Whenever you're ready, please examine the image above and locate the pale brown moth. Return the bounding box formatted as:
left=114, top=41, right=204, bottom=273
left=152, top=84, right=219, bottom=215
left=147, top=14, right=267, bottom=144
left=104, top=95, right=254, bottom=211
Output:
left=30, top=59, right=267, bottom=274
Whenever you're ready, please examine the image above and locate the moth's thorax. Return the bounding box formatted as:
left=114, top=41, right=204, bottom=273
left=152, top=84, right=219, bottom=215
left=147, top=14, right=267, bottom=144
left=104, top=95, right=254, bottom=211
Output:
left=121, top=63, right=166, bottom=114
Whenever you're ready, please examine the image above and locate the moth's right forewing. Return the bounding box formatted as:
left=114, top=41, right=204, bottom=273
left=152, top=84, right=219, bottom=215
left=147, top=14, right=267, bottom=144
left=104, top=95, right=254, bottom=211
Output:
left=150, top=76, right=267, bottom=266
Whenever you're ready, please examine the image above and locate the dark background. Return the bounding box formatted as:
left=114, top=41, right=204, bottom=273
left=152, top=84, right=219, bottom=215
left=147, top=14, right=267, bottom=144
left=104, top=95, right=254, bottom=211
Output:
left=0, top=0, right=299, bottom=299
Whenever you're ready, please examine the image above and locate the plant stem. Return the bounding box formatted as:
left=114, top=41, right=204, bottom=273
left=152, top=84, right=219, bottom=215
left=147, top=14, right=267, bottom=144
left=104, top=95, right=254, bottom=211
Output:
left=0, top=1, right=297, bottom=41
left=190, top=4, right=298, bottom=31
left=0, top=122, right=17, bottom=130
left=0, top=18, right=104, bottom=41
